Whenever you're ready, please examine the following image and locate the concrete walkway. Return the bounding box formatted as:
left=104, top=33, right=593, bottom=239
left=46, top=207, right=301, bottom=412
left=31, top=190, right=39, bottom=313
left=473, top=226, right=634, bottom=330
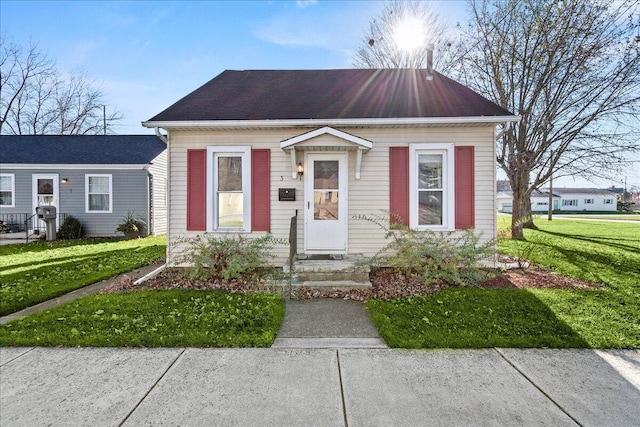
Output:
left=272, top=299, right=387, bottom=349
left=1, top=347, right=639, bottom=426
left=0, top=263, right=163, bottom=325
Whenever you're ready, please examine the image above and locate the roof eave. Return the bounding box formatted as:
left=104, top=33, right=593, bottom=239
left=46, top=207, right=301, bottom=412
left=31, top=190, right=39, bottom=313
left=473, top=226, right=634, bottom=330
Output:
left=142, top=115, right=521, bottom=130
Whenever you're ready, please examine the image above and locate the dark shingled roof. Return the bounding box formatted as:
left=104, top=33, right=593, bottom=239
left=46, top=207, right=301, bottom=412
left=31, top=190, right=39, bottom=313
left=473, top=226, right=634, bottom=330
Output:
left=0, top=135, right=166, bottom=165
left=147, top=69, right=514, bottom=122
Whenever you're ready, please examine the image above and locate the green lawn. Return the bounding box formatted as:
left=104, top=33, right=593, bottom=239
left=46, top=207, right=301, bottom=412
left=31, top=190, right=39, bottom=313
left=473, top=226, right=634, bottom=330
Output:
left=0, top=237, right=166, bottom=316
left=0, top=290, right=284, bottom=347
left=367, top=219, right=640, bottom=349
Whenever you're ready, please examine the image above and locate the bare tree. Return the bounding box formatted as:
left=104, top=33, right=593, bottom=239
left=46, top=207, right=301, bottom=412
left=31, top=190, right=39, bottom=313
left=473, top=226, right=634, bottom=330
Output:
left=1, top=39, right=121, bottom=135
left=352, top=1, right=453, bottom=70
left=452, top=0, right=640, bottom=239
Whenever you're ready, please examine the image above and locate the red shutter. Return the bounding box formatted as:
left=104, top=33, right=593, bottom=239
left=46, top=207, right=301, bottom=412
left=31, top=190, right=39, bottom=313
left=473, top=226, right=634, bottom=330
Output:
left=187, top=149, right=207, bottom=231
left=389, top=147, right=409, bottom=226
left=251, top=149, right=271, bottom=231
left=455, top=146, right=475, bottom=229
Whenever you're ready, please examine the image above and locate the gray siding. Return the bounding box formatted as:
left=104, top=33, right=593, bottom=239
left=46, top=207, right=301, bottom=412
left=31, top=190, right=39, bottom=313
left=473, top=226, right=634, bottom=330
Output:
left=0, top=167, right=152, bottom=237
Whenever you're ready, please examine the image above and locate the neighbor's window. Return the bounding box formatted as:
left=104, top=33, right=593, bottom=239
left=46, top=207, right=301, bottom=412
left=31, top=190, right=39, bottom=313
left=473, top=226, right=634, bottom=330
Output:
left=409, top=143, right=454, bottom=230
left=604, top=199, right=613, bottom=205
left=0, top=174, right=15, bottom=207
left=206, top=146, right=251, bottom=231
left=537, top=201, right=548, bottom=206
left=86, top=174, right=112, bottom=212
left=562, top=199, right=578, bottom=207
left=584, top=198, right=594, bottom=204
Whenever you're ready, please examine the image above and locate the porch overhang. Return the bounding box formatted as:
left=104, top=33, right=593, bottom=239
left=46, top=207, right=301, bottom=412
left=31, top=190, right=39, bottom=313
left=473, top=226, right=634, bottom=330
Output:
left=280, top=127, right=372, bottom=180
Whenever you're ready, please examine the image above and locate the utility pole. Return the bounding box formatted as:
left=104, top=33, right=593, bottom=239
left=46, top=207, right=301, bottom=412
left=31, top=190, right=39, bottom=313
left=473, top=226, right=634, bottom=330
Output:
left=548, top=150, right=553, bottom=221
left=103, top=105, right=107, bottom=135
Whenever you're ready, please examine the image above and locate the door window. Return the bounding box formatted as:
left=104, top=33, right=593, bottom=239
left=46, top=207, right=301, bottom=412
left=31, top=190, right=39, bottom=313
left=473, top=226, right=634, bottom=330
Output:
left=313, top=160, right=339, bottom=221
left=36, top=178, right=54, bottom=206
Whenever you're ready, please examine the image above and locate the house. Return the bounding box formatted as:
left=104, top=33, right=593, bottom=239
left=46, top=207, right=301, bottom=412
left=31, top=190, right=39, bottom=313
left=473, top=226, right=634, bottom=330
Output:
left=497, top=190, right=560, bottom=213
left=0, top=135, right=167, bottom=238
left=549, top=188, right=617, bottom=212
left=142, top=69, right=518, bottom=265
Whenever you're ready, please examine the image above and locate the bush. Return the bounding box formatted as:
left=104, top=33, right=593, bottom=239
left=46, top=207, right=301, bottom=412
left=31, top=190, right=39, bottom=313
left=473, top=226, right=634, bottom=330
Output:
left=173, top=233, right=285, bottom=281
left=355, top=214, right=495, bottom=287
left=58, top=215, right=83, bottom=239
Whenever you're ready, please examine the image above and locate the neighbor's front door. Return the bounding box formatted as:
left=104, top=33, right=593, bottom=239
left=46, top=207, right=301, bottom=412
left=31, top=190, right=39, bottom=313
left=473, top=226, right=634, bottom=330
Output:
left=32, top=174, right=59, bottom=231
left=304, top=152, right=347, bottom=254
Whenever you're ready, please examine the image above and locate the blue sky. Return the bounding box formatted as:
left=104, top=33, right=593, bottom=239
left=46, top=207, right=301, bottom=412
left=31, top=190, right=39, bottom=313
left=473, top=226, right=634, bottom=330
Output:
left=2, top=1, right=637, bottom=189
left=1, top=0, right=467, bottom=134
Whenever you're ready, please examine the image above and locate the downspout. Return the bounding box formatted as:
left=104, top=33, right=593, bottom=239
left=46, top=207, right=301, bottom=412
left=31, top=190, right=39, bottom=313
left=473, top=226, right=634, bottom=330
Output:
left=495, top=121, right=511, bottom=142
left=155, top=127, right=168, bottom=144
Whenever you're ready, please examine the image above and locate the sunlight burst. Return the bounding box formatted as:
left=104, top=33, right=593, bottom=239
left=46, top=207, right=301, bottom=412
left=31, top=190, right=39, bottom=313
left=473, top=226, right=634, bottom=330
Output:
left=394, top=17, right=425, bottom=52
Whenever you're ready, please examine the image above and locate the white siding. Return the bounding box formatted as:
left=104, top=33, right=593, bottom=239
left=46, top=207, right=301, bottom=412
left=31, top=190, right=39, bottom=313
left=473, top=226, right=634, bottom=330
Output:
left=148, top=150, right=168, bottom=235
left=558, top=192, right=617, bottom=212
left=167, top=126, right=497, bottom=265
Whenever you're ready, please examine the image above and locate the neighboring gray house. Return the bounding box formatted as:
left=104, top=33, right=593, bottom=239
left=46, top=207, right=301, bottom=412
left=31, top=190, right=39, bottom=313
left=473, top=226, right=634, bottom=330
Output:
left=0, top=135, right=167, bottom=238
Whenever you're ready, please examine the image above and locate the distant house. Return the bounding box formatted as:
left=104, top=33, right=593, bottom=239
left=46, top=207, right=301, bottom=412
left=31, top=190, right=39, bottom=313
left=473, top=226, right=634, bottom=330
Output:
left=497, top=190, right=560, bottom=213
left=0, top=135, right=167, bottom=238
left=143, top=68, right=519, bottom=265
left=550, top=188, right=617, bottom=212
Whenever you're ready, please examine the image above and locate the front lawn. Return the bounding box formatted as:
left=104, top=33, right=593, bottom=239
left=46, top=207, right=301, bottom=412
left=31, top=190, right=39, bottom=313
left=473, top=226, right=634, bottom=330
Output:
left=0, top=237, right=166, bottom=316
left=367, top=219, right=640, bottom=349
left=367, top=289, right=589, bottom=348
left=0, top=290, right=284, bottom=347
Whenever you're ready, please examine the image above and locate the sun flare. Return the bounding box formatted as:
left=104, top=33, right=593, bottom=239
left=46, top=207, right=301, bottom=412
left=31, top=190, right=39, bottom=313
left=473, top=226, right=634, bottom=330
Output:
left=394, top=16, right=425, bottom=52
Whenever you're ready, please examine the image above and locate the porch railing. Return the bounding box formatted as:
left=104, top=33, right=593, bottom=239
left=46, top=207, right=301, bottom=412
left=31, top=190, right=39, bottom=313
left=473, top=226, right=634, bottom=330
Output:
left=0, top=212, right=68, bottom=243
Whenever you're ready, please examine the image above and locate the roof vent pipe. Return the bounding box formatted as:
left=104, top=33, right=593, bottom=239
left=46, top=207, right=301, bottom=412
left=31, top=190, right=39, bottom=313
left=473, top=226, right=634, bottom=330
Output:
left=426, top=43, right=434, bottom=81
left=155, top=127, right=168, bottom=144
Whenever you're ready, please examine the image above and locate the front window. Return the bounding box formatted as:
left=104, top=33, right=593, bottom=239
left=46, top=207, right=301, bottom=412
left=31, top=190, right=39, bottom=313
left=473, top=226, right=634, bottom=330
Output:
left=562, top=199, right=578, bottom=207
left=584, top=199, right=594, bottom=204
left=206, top=146, right=251, bottom=231
left=409, top=144, right=454, bottom=230
left=0, top=174, right=15, bottom=207
left=86, top=174, right=112, bottom=212
left=604, top=199, right=613, bottom=204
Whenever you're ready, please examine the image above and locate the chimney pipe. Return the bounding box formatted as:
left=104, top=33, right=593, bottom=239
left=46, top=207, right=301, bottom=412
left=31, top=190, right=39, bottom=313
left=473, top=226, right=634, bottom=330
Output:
left=426, top=43, right=434, bottom=81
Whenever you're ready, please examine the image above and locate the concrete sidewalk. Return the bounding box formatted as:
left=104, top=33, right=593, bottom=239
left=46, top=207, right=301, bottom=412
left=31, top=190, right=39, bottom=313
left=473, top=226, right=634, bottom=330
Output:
left=1, top=347, right=638, bottom=426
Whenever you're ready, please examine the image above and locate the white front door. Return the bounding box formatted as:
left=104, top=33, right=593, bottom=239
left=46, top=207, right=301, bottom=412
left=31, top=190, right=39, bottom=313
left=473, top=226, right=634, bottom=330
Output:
left=304, top=152, right=348, bottom=254
left=32, top=174, right=59, bottom=231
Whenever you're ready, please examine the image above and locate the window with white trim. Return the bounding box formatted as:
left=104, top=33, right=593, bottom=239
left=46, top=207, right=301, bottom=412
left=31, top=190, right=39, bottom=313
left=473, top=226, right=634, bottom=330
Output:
left=0, top=174, right=15, bottom=207
left=584, top=198, right=594, bottom=204
left=409, top=143, right=455, bottom=230
left=85, top=174, right=112, bottom=212
left=562, top=199, right=578, bottom=207
left=604, top=198, right=613, bottom=204
left=206, top=146, right=251, bottom=231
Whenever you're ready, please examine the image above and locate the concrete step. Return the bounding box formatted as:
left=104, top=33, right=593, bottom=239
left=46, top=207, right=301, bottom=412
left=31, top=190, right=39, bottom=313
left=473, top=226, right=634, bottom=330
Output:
left=271, top=337, right=387, bottom=349
left=300, top=280, right=372, bottom=290
left=288, top=256, right=371, bottom=283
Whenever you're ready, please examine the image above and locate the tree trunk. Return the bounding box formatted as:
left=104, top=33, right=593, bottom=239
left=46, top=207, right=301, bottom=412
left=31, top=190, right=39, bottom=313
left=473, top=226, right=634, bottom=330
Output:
left=510, top=167, right=533, bottom=240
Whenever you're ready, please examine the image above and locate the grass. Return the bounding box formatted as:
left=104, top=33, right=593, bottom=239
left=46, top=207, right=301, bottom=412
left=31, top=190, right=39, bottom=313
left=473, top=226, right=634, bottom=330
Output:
left=367, top=218, right=640, bottom=349
left=367, top=289, right=588, bottom=348
left=0, top=237, right=166, bottom=316
left=0, top=290, right=284, bottom=347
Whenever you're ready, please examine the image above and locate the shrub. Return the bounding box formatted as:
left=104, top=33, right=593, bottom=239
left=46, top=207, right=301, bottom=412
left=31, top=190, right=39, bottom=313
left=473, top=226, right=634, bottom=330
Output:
left=58, top=215, right=83, bottom=239
left=173, top=233, right=285, bottom=281
left=116, top=211, right=146, bottom=237
left=355, top=214, right=495, bottom=287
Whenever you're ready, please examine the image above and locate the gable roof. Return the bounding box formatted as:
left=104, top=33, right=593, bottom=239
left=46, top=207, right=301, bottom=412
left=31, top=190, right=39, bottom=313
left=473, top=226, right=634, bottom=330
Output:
left=0, top=135, right=166, bottom=165
left=550, top=188, right=616, bottom=196
left=145, top=69, right=515, bottom=125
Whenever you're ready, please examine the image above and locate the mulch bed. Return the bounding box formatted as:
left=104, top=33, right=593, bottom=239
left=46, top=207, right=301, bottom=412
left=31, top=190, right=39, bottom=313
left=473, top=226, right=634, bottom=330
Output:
left=102, top=262, right=601, bottom=301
